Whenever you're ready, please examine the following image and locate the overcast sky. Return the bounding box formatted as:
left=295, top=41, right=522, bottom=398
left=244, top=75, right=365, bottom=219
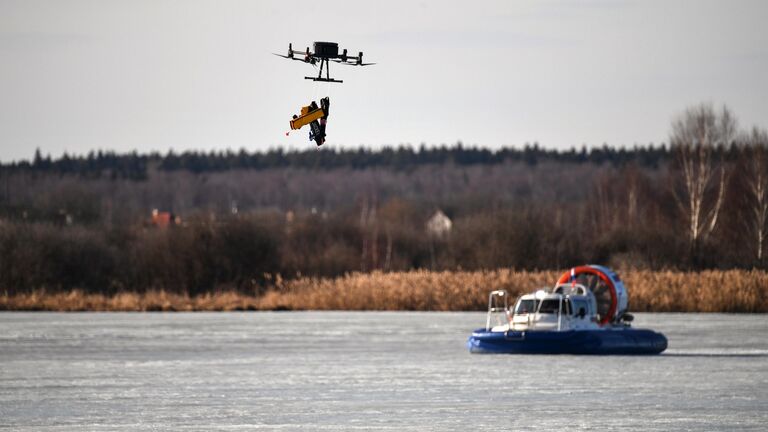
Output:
left=0, top=0, right=766, bottom=161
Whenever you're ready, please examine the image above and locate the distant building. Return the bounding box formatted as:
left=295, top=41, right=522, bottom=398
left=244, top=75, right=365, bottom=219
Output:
left=151, top=209, right=180, bottom=228
left=426, top=210, right=452, bottom=239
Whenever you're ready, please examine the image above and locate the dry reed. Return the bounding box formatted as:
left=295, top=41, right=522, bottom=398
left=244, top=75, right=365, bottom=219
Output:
left=1, top=269, right=766, bottom=312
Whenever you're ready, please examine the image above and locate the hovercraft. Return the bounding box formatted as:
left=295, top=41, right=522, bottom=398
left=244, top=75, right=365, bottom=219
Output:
left=467, top=265, right=667, bottom=354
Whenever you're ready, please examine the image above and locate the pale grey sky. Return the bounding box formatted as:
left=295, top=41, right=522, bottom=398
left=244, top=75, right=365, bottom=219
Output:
left=0, top=0, right=766, bottom=161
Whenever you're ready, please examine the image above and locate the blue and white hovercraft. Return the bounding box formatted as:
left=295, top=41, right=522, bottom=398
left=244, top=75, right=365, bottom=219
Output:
left=467, top=265, right=667, bottom=355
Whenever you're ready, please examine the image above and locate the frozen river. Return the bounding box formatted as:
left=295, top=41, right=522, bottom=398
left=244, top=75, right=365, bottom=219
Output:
left=1, top=312, right=766, bottom=430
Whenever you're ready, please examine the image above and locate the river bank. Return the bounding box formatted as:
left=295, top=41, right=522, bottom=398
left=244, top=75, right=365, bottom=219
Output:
left=2, top=269, right=766, bottom=312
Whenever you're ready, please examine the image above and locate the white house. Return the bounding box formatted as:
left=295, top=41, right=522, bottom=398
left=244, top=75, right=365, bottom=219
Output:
left=426, top=210, right=452, bottom=238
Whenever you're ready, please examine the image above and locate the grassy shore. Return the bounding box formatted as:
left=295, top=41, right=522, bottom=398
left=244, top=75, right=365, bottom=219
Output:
left=1, top=269, right=767, bottom=312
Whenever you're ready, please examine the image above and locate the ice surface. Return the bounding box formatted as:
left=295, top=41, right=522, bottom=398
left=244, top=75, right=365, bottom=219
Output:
left=1, top=312, right=766, bottom=431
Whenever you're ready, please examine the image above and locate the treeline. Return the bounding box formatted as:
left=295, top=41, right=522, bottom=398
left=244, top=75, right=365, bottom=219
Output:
left=2, top=143, right=676, bottom=177
left=0, top=103, right=766, bottom=296
left=0, top=188, right=760, bottom=296
left=0, top=208, right=676, bottom=295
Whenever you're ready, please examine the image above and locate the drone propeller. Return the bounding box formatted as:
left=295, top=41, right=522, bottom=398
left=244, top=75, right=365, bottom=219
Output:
left=274, top=53, right=319, bottom=70
left=273, top=53, right=307, bottom=62
left=330, top=59, right=376, bottom=66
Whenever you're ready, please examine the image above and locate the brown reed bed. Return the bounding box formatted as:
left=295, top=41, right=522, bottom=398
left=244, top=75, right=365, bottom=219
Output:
left=1, top=269, right=766, bottom=312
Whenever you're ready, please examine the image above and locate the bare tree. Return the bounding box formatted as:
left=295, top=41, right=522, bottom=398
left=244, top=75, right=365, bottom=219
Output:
left=590, top=170, right=619, bottom=230
left=625, top=165, right=642, bottom=229
left=670, top=104, right=736, bottom=265
left=742, top=127, right=768, bottom=264
left=358, top=193, right=379, bottom=272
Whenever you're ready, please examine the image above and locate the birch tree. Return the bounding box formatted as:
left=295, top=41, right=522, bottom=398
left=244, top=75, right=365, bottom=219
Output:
left=670, top=104, right=736, bottom=265
left=742, top=128, right=768, bottom=264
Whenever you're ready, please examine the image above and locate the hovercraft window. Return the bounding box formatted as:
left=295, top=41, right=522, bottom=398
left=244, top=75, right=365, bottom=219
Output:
left=572, top=300, right=589, bottom=316
left=515, top=300, right=535, bottom=314
left=538, top=299, right=561, bottom=314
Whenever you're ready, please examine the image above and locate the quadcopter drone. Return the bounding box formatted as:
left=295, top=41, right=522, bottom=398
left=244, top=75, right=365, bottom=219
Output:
left=273, top=41, right=374, bottom=83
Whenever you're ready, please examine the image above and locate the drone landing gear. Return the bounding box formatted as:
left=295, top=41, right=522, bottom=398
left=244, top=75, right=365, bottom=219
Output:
left=306, top=77, right=343, bottom=83
left=305, top=58, right=343, bottom=83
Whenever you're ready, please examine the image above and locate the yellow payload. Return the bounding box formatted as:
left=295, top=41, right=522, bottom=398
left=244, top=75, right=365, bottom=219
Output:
left=290, top=103, right=325, bottom=130
left=288, top=97, right=330, bottom=146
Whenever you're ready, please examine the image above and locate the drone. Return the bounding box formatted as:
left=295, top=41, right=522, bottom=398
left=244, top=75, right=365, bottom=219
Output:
left=273, top=41, right=374, bottom=83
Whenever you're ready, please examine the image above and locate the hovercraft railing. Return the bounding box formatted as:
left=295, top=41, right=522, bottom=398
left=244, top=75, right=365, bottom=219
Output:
left=487, top=289, right=572, bottom=332
left=485, top=290, right=509, bottom=331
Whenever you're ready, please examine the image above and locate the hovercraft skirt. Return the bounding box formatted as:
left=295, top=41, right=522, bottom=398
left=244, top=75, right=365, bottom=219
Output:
left=467, top=328, right=667, bottom=355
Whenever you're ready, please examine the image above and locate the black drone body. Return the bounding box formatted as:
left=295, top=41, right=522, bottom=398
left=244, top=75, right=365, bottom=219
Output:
left=274, top=41, right=374, bottom=83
